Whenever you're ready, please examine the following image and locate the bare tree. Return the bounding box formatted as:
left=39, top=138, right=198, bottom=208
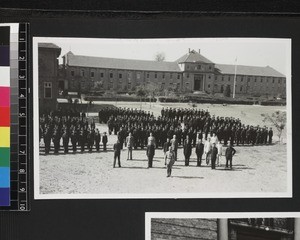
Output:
left=136, top=86, right=147, bottom=109
left=154, top=52, right=166, bottom=62
left=261, top=111, right=287, bottom=143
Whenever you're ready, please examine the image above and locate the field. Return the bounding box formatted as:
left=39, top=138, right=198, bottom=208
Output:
left=37, top=101, right=289, bottom=197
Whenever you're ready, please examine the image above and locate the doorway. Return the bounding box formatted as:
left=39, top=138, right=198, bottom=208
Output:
left=194, top=74, right=203, bottom=91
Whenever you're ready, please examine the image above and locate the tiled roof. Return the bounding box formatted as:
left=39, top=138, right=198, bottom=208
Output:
left=65, top=53, right=181, bottom=72
left=38, top=43, right=61, bottom=49
left=176, top=50, right=214, bottom=64
left=215, top=64, right=285, bottom=78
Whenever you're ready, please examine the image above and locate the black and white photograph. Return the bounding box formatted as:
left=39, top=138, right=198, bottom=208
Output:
left=33, top=37, right=292, bottom=199
left=146, top=212, right=300, bottom=240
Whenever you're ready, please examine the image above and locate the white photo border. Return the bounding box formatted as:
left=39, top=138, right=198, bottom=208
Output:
left=33, top=37, right=293, bottom=199
left=145, top=212, right=300, bottom=240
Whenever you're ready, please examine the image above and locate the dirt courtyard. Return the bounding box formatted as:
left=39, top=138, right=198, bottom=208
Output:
left=37, top=102, right=289, bottom=197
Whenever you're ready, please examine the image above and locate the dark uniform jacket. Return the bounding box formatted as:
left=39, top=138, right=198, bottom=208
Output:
left=225, top=146, right=236, bottom=159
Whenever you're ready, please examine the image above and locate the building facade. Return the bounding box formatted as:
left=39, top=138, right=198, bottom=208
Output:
left=61, top=48, right=286, bottom=98
left=151, top=218, right=298, bottom=240
left=38, top=43, right=61, bottom=111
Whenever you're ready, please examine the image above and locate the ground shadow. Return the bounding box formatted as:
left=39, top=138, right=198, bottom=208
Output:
left=172, top=176, right=204, bottom=179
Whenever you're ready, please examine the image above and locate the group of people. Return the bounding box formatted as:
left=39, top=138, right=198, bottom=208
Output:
left=40, top=105, right=274, bottom=177
left=39, top=113, right=108, bottom=154
left=102, top=107, right=274, bottom=151
left=114, top=131, right=237, bottom=177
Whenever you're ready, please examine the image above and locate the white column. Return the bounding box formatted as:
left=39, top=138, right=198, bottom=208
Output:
left=218, top=219, right=229, bottom=240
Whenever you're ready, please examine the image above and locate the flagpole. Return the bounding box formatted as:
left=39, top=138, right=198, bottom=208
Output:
left=233, top=57, right=237, bottom=99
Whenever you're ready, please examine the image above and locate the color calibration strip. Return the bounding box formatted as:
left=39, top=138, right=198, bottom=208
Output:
left=0, top=23, right=29, bottom=211
left=0, top=26, right=11, bottom=206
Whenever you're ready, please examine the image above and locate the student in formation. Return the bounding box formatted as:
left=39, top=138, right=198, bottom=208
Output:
left=225, top=143, right=236, bottom=169
left=165, top=146, right=175, bottom=177
left=113, top=140, right=122, bottom=168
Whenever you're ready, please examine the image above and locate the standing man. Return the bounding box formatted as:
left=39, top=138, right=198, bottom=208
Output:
left=165, top=146, right=175, bottom=177
left=225, top=143, right=236, bottom=169
left=163, top=138, right=171, bottom=165
left=204, top=138, right=212, bottom=165
left=125, top=132, right=134, bottom=160
left=62, top=129, right=69, bottom=154
left=102, top=132, right=108, bottom=151
left=183, top=135, right=192, bottom=166
left=170, top=134, right=179, bottom=161
left=268, top=127, right=273, bottom=144
left=211, top=143, right=218, bottom=170
left=195, top=138, right=204, bottom=167
left=146, top=143, right=155, bottom=168
left=216, top=141, right=223, bottom=166
left=113, top=140, right=122, bottom=168
left=95, top=129, right=101, bottom=152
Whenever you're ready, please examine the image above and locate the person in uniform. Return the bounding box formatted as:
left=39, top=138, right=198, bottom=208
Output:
left=165, top=146, right=175, bottom=177
left=183, top=135, right=192, bottom=166
left=195, top=138, right=204, bottom=167
left=268, top=127, right=273, bottom=144
left=211, top=143, right=218, bottom=170
left=216, top=141, right=223, bottom=166
left=102, top=132, right=108, bottom=151
left=62, top=129, right=69, bottom=154
left=146, top=143, right=155, bottom=168
left=204, top=138, right=212, bottom=165
left=225, top=143, right=236, bottom=169
left=163, top=138, right=171, bottom=165
left=125, top=132, right=134, bottom=160
left=170, top=135, right=178, bottom=161
left=71, top=129, right=77, bottom=153
left=113, top=140, right=122, bottom=168
left=95, top=129, right=101, bottom=152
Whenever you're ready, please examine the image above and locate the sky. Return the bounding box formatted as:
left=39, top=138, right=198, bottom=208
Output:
left=35, top=37, right=291, bottom=76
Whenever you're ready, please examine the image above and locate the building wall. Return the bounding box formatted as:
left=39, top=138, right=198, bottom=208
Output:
left=38, top=47, right=61, bottom=111
left=151, top=218, right=218, bottom=240
left=64, top=62, right=286, bottom=98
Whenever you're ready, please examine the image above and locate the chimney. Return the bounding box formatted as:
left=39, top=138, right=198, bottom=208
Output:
left=198, top=49, right=200, bottom=54
left=189, top=48, right=190, bottom=53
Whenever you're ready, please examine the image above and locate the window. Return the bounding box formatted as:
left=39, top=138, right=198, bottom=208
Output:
left=136, top=73, right=141, bottom=79
left=197, top=65, right=201, bottom=70
left=208, top=75, right=211, bottom=79
left=221, top=85, right=224, bottom=93
left=170, top=73, right=173, bottom=79
left=187, top=73, right=189, bottom=78
left=208, top=84, right=210, bottom=89
left=240, top=86, right=243, bottom=92
left=261, top=78, right=263, bottom=83
left=248, top=77, right=250, bottom=82
left=155, top=73, right=157, bottom=78
left=90, top=71, right=95, bottom=78
left=278, top=79, right=281, bottom=83
left=254, top=78, right=257, bottom=83
left=273, top=78, right=275, bottom=83
left=100, top=72, right=104, bottom=78
left=80, top=69, right=85, bottom=77
left=119, top=73, right=122, bottom=79
left=110, top=73, right=113, bottom=78
left=187, top=65, right=189, bottom=70
left=209, top=65, right=212, bottom=70
left=266, top=78, right=268, bottom=83
left=70, top=70, right=75, bottom=77
left=162, top=73, right=165, bottom=79
left=241, top=76, right=243, bottom=82
left=228, top=76, right=230, bottom=82
left=147, top=73, right=150, bottom=78
left=128, top=72, right=132, bottom=79
left=222, top=76, right=224, bottom=81
left=177, top=74, right=180, bottom=79
left=44, top=82, right=52, bottom=99
left=128, top=82, right=131, bottom=89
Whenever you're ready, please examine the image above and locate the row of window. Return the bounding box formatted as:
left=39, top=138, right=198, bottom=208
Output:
left=71, top=69, right=182, bottom=80
left=186, top=64, right=213, bottom=71
left=217, top=75, right=285, bottom=84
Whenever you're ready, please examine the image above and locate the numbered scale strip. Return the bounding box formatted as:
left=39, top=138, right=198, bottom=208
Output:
left=17, top=23, right=29, bottom=211
left=0, top=23, right=29, bottom=211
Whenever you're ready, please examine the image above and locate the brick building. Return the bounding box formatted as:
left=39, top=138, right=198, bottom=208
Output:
left=151, top=218, right=298, bottom=240
left=38, top=43, right=61, bottom=111
left=61, top=48, right=286, bottom=98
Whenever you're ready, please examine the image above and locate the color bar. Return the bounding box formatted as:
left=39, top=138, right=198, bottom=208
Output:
left=0, top=26, right=10, bottom=207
